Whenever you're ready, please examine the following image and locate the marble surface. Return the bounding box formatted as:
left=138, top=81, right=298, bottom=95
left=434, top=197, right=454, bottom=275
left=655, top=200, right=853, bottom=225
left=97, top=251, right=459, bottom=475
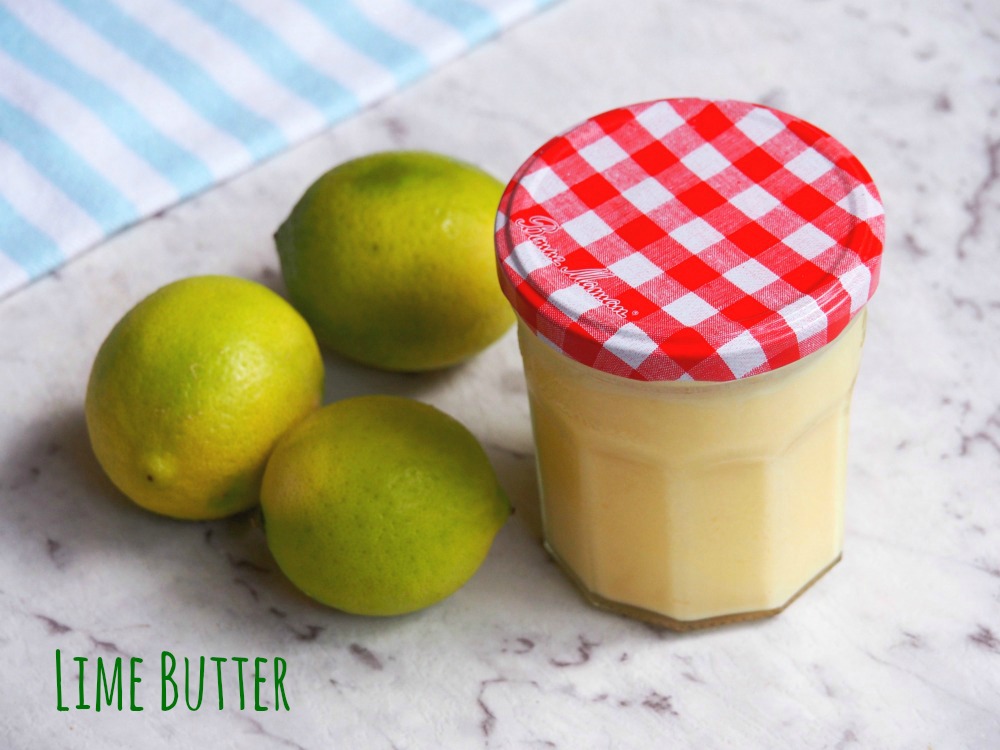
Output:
left=2, top=0, right=999, bottom=747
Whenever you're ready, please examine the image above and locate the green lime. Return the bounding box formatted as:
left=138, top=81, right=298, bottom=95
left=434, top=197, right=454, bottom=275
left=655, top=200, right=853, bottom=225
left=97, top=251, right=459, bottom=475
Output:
left=274, top=151, right=513, bottom=371
left=85, top=275, right=324, bottom=520
left=260, top=395, right=510, bottom=615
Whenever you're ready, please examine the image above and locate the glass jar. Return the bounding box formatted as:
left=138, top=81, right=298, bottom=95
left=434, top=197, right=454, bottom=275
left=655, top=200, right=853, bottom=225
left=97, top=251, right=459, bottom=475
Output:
left=519, top=313, right=865, bottom=628
left=495, top=99, right=885, bottom=629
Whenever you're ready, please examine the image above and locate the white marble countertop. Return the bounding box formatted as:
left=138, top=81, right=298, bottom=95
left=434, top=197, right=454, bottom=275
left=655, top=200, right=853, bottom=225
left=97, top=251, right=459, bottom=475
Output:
left=2, top=0, right=999, bottom=747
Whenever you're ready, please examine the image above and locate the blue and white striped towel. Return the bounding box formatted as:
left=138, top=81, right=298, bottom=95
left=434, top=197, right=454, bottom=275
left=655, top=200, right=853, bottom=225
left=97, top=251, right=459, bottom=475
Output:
left=0, top=0, right=555, bottom=300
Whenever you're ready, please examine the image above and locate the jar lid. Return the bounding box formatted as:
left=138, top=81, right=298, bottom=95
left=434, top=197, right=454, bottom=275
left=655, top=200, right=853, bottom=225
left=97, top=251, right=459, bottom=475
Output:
left=494, top=98, right=885, bottom=381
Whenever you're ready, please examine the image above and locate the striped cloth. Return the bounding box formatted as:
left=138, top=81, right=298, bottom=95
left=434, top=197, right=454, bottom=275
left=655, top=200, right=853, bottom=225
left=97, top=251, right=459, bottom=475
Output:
left=0, top=0, right=555, bottom=300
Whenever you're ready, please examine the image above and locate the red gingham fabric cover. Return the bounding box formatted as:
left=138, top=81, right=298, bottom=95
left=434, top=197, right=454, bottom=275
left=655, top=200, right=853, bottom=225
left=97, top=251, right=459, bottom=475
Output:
left=494, top=98, right=885, bottom=381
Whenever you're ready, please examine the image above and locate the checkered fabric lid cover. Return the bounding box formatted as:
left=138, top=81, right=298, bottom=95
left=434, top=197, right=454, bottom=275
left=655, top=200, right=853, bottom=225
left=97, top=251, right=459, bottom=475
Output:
left=494, top=98, right=885, bottom=381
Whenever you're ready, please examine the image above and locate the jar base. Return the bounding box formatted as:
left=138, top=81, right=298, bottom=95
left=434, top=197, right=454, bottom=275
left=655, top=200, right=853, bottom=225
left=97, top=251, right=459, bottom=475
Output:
left=544, top=544, right=842, bottom=631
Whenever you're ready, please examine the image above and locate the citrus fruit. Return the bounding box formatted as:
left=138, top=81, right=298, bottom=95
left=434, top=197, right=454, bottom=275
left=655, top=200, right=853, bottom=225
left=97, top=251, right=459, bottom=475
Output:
left=85, top=275, right=324, bottom=520
left=274, top=150, right=514, bottom=371
left=260, top=395, right=510, bottom=615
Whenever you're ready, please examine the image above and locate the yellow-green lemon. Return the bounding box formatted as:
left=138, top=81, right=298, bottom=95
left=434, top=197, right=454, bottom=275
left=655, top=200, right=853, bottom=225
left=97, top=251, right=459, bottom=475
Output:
left=85, top=275, right=324, bottom=520
left=260, top=395, right=510, bottom=616
left=274, top=151, right=514, bottom=371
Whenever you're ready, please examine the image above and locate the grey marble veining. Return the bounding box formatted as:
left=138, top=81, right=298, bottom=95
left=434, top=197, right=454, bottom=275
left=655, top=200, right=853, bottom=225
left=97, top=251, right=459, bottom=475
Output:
left=2, top=0, right=999, bottom=747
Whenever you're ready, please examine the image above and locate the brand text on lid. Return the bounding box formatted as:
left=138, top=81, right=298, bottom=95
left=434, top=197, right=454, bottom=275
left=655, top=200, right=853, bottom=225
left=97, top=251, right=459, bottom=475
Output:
left=515, top=215, right=630, bottom=319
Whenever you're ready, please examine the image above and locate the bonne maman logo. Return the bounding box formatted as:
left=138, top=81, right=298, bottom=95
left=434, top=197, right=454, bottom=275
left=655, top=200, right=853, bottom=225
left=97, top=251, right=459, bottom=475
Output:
left=514, top=215, right=632, bottom=320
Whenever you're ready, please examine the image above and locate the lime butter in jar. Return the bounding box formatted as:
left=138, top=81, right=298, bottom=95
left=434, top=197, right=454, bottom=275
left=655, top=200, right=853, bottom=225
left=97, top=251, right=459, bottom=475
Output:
left=495, top=99, right=885, bottom=630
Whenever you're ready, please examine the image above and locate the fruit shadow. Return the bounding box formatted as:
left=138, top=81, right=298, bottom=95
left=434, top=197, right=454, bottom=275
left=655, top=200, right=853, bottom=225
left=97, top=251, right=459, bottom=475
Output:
left=0, top=405, right=153, bottom=550
left=193, top=506, right=430, bottom=644
left=249, top=264, right=474, bottom=406
left=5, top=408, right=488, bottom=638
left=482, top=440, right=543, bottom=543
left=0, top=405, right=282, bottom=600
left=317, top=348, right=467, bottom=405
